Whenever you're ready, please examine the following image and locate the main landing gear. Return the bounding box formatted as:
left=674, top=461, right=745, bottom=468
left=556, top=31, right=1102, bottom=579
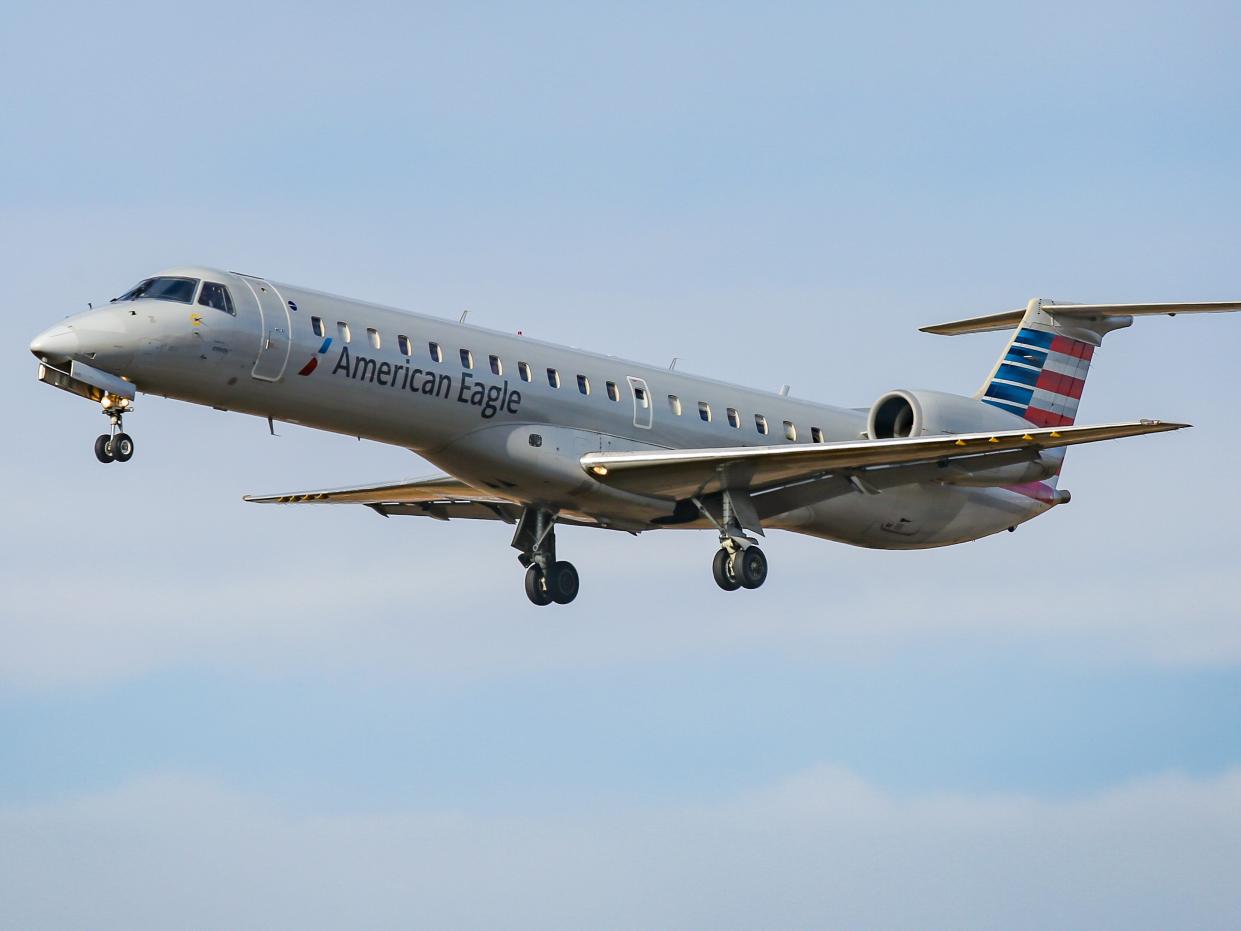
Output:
left=711, top=540, right=768, bottom=592
left=93, top=396, right=135, bottom=464
left=513, top=507, right=579, bottom=606
left=695, top=489, right=769, bottom=593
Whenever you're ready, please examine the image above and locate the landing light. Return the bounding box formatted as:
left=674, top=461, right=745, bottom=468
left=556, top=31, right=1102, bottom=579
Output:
left=591, top=466, right=608, bottom=476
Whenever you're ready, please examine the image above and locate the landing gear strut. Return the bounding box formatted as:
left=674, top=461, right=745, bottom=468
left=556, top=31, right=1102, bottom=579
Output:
left=513, top=507, right=580, bottom=606
left=94, top=397, right=135, bottom=464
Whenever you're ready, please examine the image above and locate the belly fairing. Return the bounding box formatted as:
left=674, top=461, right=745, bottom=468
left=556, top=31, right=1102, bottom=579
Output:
left=768, top=483, right=1050, bottom=549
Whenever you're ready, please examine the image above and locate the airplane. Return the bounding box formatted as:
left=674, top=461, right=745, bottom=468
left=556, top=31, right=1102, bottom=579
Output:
left=28, top=266, right=1240, bottom=605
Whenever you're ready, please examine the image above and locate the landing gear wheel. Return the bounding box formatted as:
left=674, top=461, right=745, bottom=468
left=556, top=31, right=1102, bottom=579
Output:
left=94, top=434, right=114, bottom=463
left=112, top=433, right=134, bottom=463
left=732, top=546, right=768, bottom=590
left=546, top=561, right=580, bottom=605
left=524, top=565, right=551, bottom=606
left=713, top=547, right=741, bottom=591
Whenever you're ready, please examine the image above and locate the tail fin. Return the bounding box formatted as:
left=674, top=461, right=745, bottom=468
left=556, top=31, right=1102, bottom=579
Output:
left=922, top=297, right=1241, bottom=428
left=974, top=299, right=1124, bottom=428
left=922, top=296, right=1241, bottom=488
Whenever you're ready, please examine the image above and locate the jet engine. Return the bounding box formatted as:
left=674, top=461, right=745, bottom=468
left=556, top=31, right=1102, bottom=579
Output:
left=868, top=388, right=1032, bottom=438
left=867, top=389, right=1058, bottom=487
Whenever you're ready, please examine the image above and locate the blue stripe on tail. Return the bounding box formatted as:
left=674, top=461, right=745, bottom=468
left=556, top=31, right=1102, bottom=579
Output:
left=984, top=381, right=1035, bottom=406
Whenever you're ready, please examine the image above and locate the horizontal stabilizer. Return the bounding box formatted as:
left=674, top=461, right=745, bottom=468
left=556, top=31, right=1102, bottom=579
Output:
left=922, top=301, right=1241, bottom=336
left=580, top=420, right=1188, bottom=500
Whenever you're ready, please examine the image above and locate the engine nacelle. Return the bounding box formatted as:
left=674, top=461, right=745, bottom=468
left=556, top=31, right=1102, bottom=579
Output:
left=867, top=389, right=1058, bottom=487
left=868, top=388, right=1032, bottom=438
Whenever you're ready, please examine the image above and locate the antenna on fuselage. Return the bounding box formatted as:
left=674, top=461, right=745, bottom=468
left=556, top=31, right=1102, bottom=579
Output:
left=459, top=310, right=469, bottom=323
left=669, top=357, right=678, bottom=370
left=779, top=384, right=790, bottom=396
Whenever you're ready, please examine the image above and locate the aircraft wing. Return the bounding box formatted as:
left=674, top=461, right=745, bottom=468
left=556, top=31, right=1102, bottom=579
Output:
left=580, top=420, right=1187, bottom=500
left=244, top=475, right=525, bottom=522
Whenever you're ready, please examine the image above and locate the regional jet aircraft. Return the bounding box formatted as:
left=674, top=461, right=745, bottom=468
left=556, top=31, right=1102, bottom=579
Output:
left=28, top=268, right=1240, bottom=604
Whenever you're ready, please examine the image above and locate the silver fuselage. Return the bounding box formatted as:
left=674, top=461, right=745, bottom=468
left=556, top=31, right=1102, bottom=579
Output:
left=31, top=266, right=1049, bottom=547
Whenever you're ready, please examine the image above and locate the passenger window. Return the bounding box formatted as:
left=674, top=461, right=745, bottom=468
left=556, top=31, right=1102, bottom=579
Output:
left=489, top=355, right=502, bottom=376
left=547, top=368, right=560, bottom=388
left=727, top=408, right=740, bottom=428
left=811, top=427, right=824, bottom=443
left=755, top=414, right=768, bottom=436
left=197, top=282, right=235, bottom=315
left=460, top=349, right=473, bottom=369
left=428, top=341, right=443, bottom=363
left=606, top=381, right=620, bottom=402
left=634, top=386, right=648, bottom=407
left=518, top=361, right=532, bottom=382
left=397, top=335, right=412, bottom=356
left=577, top=375, right=590, bottom=395
left=784, top=421, right=797, bottom=441
left=311, top=316, right=324, bottom=338
left=338, top=322, right=351, bottom=343
left=668, top=395, right=682, bottom=415
left=368, top=327, right=381, bottom=350
left=698, top=402, right=712, bottom=423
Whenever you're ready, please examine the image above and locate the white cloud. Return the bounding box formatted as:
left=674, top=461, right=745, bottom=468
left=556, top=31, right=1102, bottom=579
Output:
left=2, top=512, right=1237, bottom=691
left=2, top=766, right=1238, bottom=930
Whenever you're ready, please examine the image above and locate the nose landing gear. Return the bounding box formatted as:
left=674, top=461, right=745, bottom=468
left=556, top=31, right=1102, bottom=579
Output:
left=93, top=397, right=135, bottom=464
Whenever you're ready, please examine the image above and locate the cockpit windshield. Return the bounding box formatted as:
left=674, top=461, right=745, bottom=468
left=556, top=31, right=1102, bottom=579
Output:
left=114, top=276, right=199, bottom=304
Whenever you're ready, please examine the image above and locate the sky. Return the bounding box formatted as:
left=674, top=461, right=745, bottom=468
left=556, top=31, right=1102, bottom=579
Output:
left=2, top=0, right=1240, bottom=927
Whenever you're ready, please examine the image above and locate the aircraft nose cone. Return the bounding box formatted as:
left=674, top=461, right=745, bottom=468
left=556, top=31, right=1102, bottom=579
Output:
left=29, top=323, right=78, bottom=361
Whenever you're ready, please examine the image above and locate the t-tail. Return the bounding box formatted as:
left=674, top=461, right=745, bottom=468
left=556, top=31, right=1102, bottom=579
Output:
left=922, top=297, right=1241, bottom=485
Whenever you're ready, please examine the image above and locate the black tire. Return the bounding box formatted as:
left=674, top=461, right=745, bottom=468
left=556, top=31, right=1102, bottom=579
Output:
left=547, top=561, right=580, bottom=605
left=732, top=546, right=768, bottom=590
left=112, top=432, right=134, bottom=463
left=712, top=547, right=741, bottom=591
left=94, top=434, right=114, bottom=463
left=524, top=565, right=551, bottom=606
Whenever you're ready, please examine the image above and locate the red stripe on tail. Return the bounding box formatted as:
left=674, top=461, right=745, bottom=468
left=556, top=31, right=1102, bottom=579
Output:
left=1024, top=407, right=1075, bottom=427
left=1050, top=335, right=1095, bottom=361
left=1035, top=369, right=1085, bottom=400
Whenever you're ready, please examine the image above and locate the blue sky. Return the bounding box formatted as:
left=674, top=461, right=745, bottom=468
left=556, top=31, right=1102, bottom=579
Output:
left=3, top=1, right=1240, bottom=927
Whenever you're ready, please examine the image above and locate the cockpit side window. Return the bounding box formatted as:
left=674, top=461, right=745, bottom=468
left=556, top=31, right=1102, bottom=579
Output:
left=115, top=276, right=199, bottom=304
left=197, top=282, right=235, bottom=315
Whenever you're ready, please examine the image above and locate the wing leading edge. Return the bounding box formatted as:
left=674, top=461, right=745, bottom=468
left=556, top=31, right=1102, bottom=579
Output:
left=579, top=420, right=1188, bottom=499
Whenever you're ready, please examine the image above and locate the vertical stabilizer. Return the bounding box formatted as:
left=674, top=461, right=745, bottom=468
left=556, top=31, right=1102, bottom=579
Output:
left=976, top=299, right=1131, bottom=428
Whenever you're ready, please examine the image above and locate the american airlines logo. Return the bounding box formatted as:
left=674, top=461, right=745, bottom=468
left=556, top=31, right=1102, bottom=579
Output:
left=324, top=345, right=522, bottom=419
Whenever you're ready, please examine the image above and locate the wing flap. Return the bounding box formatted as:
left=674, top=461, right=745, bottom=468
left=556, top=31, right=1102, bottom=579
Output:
left=581, top=420, right=1188, bottom=499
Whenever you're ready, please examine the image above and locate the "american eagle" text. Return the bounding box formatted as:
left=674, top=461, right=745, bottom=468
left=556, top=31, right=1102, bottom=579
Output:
left=331, top=345, right=521, bottom=419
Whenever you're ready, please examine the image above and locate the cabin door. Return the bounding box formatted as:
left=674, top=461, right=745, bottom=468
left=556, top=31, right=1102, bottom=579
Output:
left=627, top=376, right=652, bottom=429
left=242, top=276, right=292, bottom=381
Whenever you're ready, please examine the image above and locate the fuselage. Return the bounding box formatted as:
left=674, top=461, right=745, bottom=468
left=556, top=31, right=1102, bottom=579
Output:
left=30, top=266, right=1050, bottom=548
